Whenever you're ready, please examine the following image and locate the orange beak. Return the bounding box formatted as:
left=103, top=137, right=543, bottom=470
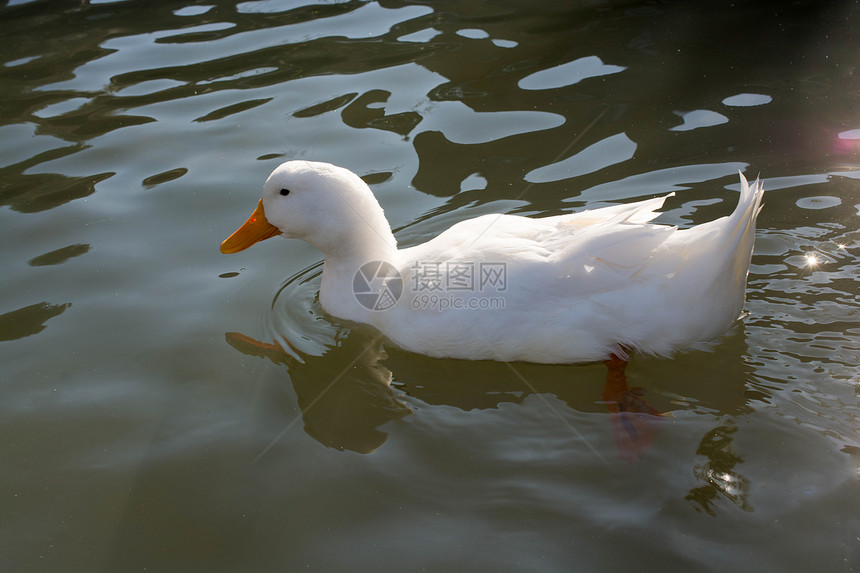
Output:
left=220, top=199, right=282, bottom=254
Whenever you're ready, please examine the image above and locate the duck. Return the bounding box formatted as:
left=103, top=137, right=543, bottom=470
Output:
left=221, top=160, right=763, bottom=366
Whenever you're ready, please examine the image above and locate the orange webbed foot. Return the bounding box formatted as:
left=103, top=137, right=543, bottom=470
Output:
left=602, top=354, right=665, bottom=463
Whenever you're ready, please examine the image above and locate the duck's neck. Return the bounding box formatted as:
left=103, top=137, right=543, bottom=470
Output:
left=317, top=215, right=398, bottom=266
left=317, top=223, right=399, bottom=323
left=306, top=180, right=398, bottom=264
left=324, top=237, right=397, bottom=269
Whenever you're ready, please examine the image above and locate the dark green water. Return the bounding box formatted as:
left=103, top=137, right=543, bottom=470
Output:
left=1, top=1, right=859, bottom=571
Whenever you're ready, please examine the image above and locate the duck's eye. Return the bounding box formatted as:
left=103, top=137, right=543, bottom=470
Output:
left=279, top=188, right=290, bottom=196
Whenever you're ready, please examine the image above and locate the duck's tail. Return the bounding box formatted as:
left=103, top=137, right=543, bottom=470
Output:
left=724, top=171, right=765, bottom=281
left=626, top=173, right=765, bottom=357
left=694, top=171, right=764, bottom=333
left=733, top=171, right=765, bottom=235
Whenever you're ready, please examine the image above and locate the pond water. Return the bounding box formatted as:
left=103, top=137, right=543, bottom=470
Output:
left=2, top=0, right=859, bottom=571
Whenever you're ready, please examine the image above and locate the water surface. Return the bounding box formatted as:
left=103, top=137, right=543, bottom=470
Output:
left=1, top=1, right=859, bottom=571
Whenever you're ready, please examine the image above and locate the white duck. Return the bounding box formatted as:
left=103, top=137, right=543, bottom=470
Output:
left=221, top=161, right=763, bottom=366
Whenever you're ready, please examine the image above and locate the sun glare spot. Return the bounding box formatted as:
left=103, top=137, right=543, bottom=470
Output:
left=804, top=253, right=820, bottom=267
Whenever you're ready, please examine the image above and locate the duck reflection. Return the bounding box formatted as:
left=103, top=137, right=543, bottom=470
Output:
left=226, top=331, right=410, bottom=455
left=685, top=422, right=752, bottom=514
left=226, top=327, right=667, bottom=461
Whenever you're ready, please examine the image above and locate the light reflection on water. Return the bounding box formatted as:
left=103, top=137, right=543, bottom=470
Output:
left=1, top=0, right=859, bottom=571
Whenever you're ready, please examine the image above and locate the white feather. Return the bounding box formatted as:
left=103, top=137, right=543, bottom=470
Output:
left=241, top=161, right=764, bottom=364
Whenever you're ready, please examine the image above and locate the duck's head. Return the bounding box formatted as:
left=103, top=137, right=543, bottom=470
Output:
left=220, top=161, right=396, bottom=257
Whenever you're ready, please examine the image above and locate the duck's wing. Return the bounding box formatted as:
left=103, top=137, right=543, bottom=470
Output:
left=401, top=194, right=679, bottom=297
left=553, top=193, right=674, bottom=227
